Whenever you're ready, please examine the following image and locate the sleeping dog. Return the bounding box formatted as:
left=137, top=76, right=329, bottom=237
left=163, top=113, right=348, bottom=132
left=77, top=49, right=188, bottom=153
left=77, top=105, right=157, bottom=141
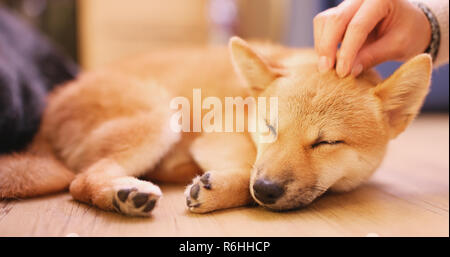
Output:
left=0, top=36, right=431, bottom=216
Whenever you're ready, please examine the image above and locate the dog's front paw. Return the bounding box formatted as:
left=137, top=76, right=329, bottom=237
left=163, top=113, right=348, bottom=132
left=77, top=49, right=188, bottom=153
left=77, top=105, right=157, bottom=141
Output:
left=185, top=172, right=217, bottom=213
left=185, top=170, right=252, bottom=213
left=112, top=184, right=161, bottom=217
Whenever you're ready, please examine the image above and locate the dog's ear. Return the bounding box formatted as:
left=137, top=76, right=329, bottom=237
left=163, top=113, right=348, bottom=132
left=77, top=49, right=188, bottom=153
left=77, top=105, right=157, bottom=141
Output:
left=373, top=54, right=432, bottom=139
left=229, top=37, right=282, bottom=93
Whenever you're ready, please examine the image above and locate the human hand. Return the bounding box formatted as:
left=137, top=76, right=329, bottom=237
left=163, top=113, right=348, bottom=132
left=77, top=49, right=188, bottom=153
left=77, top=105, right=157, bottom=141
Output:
left=313, top=0, right=432, bottom=77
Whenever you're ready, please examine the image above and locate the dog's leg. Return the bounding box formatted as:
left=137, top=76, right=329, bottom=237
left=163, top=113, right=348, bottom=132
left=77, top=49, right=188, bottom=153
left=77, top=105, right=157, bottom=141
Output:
left=185, top=133, right=256, bottom=213
left=70, top=160, right=164, bottom=216
left=69, top=113, right=180, bottom=216
left=185, top=168, right=253, bottom=213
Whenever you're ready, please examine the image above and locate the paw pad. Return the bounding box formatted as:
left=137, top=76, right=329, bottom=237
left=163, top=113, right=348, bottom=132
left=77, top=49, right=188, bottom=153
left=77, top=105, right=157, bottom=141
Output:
left=117, top=188, right=135, bottom=202
left=200, top=173, right=211, bottom=189
left=185, top=172, right=213, bottom=209
left=132, top=192, right=149, bottom=208
left=112, top=187, right=160, bottom=216
left=190, top=184, right=200, bottom=199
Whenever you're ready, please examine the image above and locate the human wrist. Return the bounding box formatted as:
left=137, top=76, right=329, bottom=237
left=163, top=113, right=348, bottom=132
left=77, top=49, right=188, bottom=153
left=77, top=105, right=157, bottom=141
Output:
left=410, top=1, right=441, bottom=61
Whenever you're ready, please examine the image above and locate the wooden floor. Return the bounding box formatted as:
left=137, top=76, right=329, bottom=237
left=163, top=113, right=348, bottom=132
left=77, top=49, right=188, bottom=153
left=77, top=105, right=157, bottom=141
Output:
left=0, top=114, right=448, bottom=237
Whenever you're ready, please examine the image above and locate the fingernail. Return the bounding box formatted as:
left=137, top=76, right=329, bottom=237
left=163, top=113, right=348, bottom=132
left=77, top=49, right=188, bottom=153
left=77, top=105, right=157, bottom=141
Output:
left=318, top=56, right=331, bottom=73
left=336, top=61, right=348, bottom=78
left=351, top=64, right=363, bottom=77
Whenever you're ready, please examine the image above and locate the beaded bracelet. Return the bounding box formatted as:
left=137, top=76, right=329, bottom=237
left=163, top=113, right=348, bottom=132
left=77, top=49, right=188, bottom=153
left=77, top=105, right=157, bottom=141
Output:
left=411, top=1, right=441, bottom=61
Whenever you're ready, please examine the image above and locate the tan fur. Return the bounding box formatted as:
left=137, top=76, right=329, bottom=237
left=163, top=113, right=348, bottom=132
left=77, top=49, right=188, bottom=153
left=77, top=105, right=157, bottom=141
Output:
left=0, top=37, right=432, bottom=215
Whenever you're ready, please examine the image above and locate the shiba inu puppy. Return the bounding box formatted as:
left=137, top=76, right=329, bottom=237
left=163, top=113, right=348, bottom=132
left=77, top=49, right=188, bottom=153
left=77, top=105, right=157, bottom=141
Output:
left=0, top=37, right=432, bottom=216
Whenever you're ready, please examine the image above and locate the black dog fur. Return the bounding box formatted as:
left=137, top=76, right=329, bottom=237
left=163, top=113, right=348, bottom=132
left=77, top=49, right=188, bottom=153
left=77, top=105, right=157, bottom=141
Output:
left=0, top=7, right=78, bottom=153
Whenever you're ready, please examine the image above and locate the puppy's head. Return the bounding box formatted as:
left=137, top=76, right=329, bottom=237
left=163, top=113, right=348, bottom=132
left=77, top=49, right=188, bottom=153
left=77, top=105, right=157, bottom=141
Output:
left=229, top=37, right=432, bottom=210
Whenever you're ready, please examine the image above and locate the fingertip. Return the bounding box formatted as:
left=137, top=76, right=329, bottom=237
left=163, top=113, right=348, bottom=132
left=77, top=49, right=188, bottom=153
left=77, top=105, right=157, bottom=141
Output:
left=351, top=63, right=363, bottom=77
left=318, top=56, right=332, bottom=73
left=336, top=60, right=349, bottom=78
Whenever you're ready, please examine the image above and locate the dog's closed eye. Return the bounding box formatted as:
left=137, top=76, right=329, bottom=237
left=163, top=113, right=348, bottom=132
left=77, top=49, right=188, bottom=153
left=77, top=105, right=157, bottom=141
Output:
left=311, top=140, right=344, bottom=149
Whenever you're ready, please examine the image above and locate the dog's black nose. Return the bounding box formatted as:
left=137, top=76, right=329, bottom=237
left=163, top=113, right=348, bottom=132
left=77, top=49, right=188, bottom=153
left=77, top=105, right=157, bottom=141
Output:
left=252, top=179, right=284, bottom=204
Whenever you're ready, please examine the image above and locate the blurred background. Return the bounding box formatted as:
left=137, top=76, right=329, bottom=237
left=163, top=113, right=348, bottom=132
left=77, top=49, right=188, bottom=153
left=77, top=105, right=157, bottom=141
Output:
left=0, top=0, right=448, bottom=111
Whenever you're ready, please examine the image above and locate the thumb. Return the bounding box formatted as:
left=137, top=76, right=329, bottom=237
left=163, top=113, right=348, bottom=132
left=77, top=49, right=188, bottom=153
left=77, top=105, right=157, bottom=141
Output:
left=351, top=36, right=398, bottom=76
